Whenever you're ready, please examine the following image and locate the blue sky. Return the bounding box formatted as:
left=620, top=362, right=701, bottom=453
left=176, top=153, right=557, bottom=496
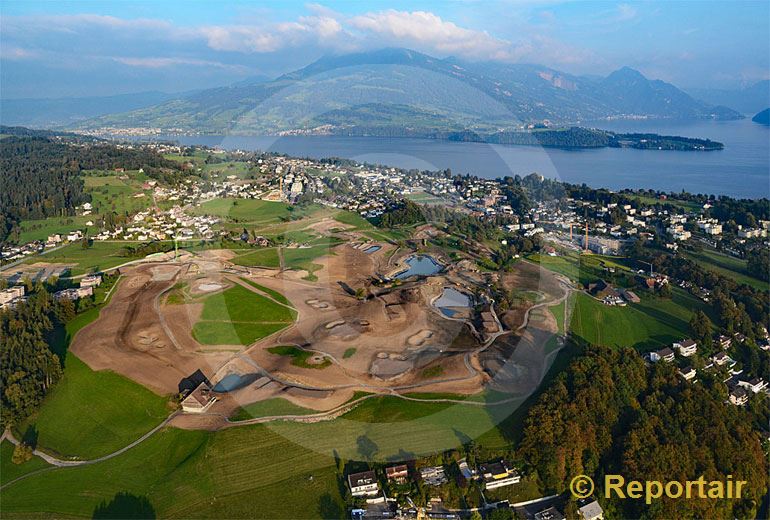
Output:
left=1, top=1, right=768, bottom=98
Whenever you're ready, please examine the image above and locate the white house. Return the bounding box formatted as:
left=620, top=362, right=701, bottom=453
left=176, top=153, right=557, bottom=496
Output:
left=673, top=339, right=698, bottom=357
left=348, top=471, right=379, bottom=497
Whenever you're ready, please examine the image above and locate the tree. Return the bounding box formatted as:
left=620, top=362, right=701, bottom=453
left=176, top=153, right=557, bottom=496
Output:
left=11, top=443, right=33, bottom=464
left=689, top=310, right=713, bottom=348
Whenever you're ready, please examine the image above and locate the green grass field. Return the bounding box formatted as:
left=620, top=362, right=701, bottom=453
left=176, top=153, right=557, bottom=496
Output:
left=230, top=398, right=316, bottom=421
left=192, top=284, right=295, bottom=345
left=17, top=216, right=97, bottom=244
left=685, top=248, right=767, bottom=291
left=230, top=248, right=281, bottom=268
left=569, top=287, right=715, bottom=350
left=192, top=322, right=287, bottom=346
left=16, top=307, right=170, bottom=460
left=240, top=278, right=293, bottom=307
left=23, top=242, right=130, bottom=276
left=191, top=198, right=292, bottom=223
left=0, top=425, right=347, bottom=519
left=0, top=441, right=50, bottom=486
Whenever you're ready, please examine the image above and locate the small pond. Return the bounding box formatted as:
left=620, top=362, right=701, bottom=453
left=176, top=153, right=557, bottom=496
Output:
left=395, top=255, right=443, bottom=279
left=433, top=287, right=472, bottom=318
left=212, top=373, right=259, bottom=392
left=364, top=245, right=381, bottom=254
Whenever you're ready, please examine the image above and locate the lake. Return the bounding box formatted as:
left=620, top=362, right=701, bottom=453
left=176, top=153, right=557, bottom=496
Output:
left=138, top=119, right=770, bottom=198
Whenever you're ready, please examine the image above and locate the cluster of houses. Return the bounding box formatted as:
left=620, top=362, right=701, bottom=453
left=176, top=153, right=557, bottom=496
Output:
left=648, top=334, right=769, bottom=405
left=348, top=459, right=606, bottom=520
left=348, top=458, right=520, bottom=501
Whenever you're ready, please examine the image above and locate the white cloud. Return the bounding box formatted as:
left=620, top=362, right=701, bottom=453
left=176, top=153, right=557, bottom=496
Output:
left=112, top=56, right=246, bottom=71
left=1, top=46, right=39, bottom=60
left=348, top=10, right=511, bottom=59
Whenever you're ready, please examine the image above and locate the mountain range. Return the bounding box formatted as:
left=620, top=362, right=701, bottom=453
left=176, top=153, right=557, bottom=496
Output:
left=687, top=80, right=770, bottom=116
left=3, top=48, right=744, bottom=134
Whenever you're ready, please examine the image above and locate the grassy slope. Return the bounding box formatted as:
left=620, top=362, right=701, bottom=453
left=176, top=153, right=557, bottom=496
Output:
left=569, top=287, right=714, bottom=351
left=230, top=398, right=316, bottom=421
left=17, top=307, right=170, bottom=460
left=0, top=441, right=50, bottom=486
left=685, top=248, right=767, bottom=291
left=1, top=426, right=346, bottom=519
left=192, top=284, right=295, bottom=346
left=23, top=242, right=129, bottom=276
left=230, top=248, right=281, bottom=268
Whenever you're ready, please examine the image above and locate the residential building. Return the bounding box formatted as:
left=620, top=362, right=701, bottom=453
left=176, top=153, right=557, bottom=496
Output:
left=479, top=460, right=520, bottom=490
left=673, top=339, right=698, bottom=357
left=420, top=466, right=448, bottom=487
left=678, top=366, right=697, bottom=382
left=738, top=378, right=768, bottom=394
left=650, top=347, right=675, bottom=363
left=729, top=387, right=749, bottom=406
left=578, top=500, right=604, bottom=520
left=385, top=465, right=409, bottom=484
left=181, top=382, right=216, bottom=413
left=348, top=471, right=379, bottom=497
left=80, top=274, right=102, bottom=288
left=0, top=286, right=25, bottom=305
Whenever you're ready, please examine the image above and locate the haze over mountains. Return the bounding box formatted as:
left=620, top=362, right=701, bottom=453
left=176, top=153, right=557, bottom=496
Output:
left=2, top=48, right=758, bottom=133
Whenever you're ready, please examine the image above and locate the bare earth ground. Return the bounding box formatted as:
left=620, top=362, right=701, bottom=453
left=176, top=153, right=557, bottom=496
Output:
left=70, top=234, right=569, bottom=430
left=71, top=262, right=233, bottom=395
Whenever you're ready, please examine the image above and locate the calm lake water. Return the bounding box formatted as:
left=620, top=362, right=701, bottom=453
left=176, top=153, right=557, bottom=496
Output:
left=395, top=255, right=443, bottom=279
left=143, top=119, right=769, bottom=198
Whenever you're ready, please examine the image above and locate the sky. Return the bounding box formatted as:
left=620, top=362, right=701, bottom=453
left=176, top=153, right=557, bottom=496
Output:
left=1, top=0, right=768, bottom=99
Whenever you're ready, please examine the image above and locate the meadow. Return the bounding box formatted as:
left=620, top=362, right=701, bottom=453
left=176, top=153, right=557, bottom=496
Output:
left=685, top=248, right=767, bottom=290
left=23, top=241, right=131, bottom=276
left=230, top=398, right=316, bottom=421
left=230, top=247, right=281, bottom=268
left=16, top=303, right=170, bottom=460
left=568, top=287, right=715, bottom=350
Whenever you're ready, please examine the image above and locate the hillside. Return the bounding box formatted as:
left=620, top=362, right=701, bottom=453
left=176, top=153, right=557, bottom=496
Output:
left=688, top=80, right=770, bottom=115
left=78, top=48, right=741, bottom=134
left=752, top=108, right=770, bottom=125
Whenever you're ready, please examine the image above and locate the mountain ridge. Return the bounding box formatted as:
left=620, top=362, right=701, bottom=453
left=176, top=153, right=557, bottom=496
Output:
left=72, top=48, right=742, bottom=134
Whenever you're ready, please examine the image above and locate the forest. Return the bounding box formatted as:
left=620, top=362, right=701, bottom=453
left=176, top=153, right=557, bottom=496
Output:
left=517, top=343, right=768, bottom=519
left=0, top=288, right=63, bottom=428
left=0, top=135, right=182, bottom=242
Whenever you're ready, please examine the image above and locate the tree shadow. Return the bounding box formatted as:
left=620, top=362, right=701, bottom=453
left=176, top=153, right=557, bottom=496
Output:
left=356, top=434, right=379, bottom=460
left=92, top=492, right=156, bottom=519
left=21, top=424, right=39, bottom=448
left=317, top=492, right=345, bottom=520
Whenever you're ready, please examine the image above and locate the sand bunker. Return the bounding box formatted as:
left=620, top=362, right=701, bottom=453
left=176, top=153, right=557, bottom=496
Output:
left=199, top=282, right=224, bottom=292
left=407, top=329, right=434, bottom=346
